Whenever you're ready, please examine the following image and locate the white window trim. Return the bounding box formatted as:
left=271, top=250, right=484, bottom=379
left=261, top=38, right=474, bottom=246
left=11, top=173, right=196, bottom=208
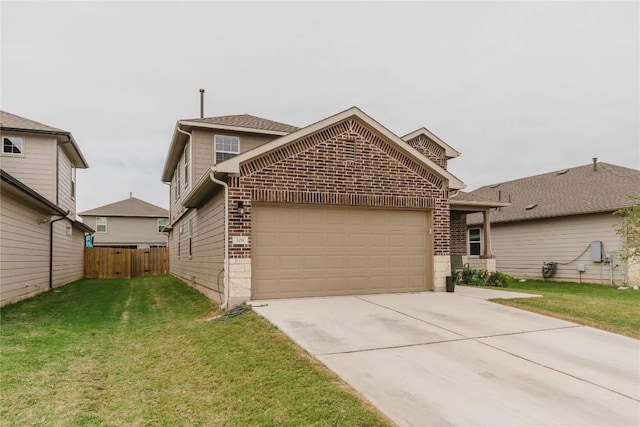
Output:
left=2, top=136, right=24, bottom=156
left=157, top=218, right=168, bottom=233
left=96, top=217, right=107, bottom=233
left=183, top=143, right=190, bottom=189
left=468, top=227, right=482, bottom=257
left=214, top=134, right=240, bottom=164
left=71, top=166, right=76, bottom=200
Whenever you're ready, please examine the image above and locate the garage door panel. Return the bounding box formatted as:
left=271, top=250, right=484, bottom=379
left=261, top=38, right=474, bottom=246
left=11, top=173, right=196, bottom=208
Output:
left=304, top=255, right=325, bottom=269
left=279, top=232, right=301, bottom=248
left=252, top=204, right=433, bottom=299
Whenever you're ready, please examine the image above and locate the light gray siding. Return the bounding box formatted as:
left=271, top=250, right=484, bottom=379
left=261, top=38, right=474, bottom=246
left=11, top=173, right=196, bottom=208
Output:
left=51, top=220, right=85, bottom=287
left=0, top=132, right=57, bottom=203
left=170, top=190, right=225, bottom=301
left=468, top=212, right=626, bottom=284
left=0, top=195, right=51, bottom=305
left=56, top=147, right=76, bottom=217
left=193, top=128, right=214, bottom=183
left=85, top=216, right=168, bottom=247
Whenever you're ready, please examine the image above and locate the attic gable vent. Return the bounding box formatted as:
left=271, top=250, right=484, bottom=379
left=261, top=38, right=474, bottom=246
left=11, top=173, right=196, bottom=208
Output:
left=556, top=169, right=569, bottom=175
left=525, top=203, right=538, bottom=210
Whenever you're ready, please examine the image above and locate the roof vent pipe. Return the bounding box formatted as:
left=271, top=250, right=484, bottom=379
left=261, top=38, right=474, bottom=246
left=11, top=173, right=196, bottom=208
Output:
left=593, top=157, right=598, bottom=171
left=199, top=89, right=205, bottom=118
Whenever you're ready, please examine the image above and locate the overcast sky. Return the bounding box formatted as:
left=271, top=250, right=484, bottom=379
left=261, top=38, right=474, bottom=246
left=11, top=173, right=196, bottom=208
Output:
left=1, top=1, right=638, bottom=213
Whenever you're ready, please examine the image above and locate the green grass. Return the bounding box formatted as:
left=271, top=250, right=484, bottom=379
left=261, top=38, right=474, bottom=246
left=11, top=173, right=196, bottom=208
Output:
left=1, top=276, right=390, bottom=427
left=483, top=280, right=640, bottom=339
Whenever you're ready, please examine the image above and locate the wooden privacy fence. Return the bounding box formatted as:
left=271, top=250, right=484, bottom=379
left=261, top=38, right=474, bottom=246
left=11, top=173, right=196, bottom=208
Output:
left=84, top=247, right=169, bottom=279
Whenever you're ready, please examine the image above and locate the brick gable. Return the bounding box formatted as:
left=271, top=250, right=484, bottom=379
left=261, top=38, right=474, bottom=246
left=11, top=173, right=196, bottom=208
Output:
left=227, top=118, right=451, bottom=258
left=406, top=135, right=447, bottom=169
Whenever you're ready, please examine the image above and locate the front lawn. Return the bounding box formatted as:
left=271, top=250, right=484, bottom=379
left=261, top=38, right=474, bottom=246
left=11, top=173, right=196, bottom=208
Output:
left=0, top=276, right=390, bottom=426
left=484, top=280, right=640, bottom=339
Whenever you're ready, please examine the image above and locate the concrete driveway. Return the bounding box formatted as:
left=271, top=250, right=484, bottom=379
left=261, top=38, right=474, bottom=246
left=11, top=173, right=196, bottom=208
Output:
left=252, top=287, right=640, bottom=427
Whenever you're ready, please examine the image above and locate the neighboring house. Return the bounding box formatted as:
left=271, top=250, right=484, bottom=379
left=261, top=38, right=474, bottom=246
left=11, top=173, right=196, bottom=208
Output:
left=161, top=107, right=499, bottom=308
left=1, top=110, right=93, bottom=306
left=463, top=160, right=640, bottom=285
left=79, top=195, right=169, bottom=248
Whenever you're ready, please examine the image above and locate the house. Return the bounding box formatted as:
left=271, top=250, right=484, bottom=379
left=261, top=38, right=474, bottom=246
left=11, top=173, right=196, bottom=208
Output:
left=0, top=110, right=93, bottom=306
left=160, top=107, right=500, bottom=308
left=463, top=160, right=640, bottom=285
left=79, top=195, right=169, bottom=248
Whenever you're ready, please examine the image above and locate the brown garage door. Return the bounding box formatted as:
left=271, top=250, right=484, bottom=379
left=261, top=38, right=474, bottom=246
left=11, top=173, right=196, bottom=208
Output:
left=252, top=204, right=432, bottom=299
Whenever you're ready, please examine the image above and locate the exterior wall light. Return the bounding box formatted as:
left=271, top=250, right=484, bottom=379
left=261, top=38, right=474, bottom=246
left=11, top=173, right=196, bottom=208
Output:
left=237, top=201, right=245, bottom=217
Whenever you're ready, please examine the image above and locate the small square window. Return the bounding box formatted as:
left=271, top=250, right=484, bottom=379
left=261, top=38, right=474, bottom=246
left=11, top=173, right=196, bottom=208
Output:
left=3, top=137, right=23, bottom=155
left=96, top=217, right=107, bottom=233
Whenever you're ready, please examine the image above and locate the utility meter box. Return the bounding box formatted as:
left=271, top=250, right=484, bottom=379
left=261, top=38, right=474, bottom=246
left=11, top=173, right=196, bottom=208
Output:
left=590, top=241, right=603, bottom=262
left=577, top=264, right=586, bottom=272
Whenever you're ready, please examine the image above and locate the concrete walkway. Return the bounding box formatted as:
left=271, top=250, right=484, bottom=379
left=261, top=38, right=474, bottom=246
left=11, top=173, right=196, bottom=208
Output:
left=252, top=288, right=640, bottom=426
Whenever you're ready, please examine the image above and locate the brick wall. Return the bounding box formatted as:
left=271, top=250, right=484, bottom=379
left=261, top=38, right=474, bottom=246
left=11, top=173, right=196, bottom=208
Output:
left=226, top=118, right=451, bottom=257
left=406, top=135, right=447, bottom=169
left=450, top=210, right=467, bottom=255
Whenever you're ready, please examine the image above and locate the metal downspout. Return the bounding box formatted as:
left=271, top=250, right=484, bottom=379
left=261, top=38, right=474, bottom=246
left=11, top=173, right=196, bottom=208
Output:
left=49, top=214, right=69, bottom=291
left=208, top=168, right=230, bottom=310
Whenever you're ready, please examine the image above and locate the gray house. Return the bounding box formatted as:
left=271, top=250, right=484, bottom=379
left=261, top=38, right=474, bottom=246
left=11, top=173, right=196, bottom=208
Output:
left=79, top=196, right=169, bottom=248
left=1, top=110, right=93, bottom=306
left=463, top=161, right=640, bottom=285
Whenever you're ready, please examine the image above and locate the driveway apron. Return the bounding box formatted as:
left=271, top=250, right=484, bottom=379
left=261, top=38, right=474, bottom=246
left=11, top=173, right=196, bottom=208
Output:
left=252, top=288, right=639, bottom=427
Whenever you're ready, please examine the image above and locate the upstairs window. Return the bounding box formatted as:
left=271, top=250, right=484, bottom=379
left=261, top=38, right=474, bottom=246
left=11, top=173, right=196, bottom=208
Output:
left=157, top=218, right=167, bottom=233
left=3, top=137, right=23, bottom=155
left=71, top=166, right=76, bottom=199
left=468, top=228, right=481, bottom=256
left=183, top=143, right=190, bottom=188
left=96, top=217, right=107, bottom=233
left=215, top=135, right=240, bottom=164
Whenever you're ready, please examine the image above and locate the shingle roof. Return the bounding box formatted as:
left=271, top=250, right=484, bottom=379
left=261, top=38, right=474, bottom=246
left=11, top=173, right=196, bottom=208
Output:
left=466, top=162, right=640, bottom=225
left=79, top=197, right=168, bottom=217
left=182, top=114, right=299, bottom=134
left=451, top=190, right=497, bottom=203
left=0, top=110, right=67, bottom=133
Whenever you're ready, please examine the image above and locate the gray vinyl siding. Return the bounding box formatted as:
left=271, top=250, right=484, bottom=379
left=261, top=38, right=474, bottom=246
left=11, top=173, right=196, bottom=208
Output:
left=0, top=133, right=57, bottom=204
left=193, top=129, right=214, bottom=183
left=86, top=216, right=168, bottom=247
left=0, top=195, right=51, bottom=305
left=468, top=212, right=625, bottom=284
left=170, top=190, right=225, bottom=301
left=56, top=147, right=75, bottom=217
left=51, top=220, right=85, bottom=287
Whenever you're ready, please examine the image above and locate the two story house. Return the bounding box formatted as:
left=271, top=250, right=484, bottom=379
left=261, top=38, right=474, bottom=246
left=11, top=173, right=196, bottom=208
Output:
left=79, top=195, right=169, bottom=248
left=161, top=107, right=501, bottom=308
left=0, top=110, right=93, bottom=306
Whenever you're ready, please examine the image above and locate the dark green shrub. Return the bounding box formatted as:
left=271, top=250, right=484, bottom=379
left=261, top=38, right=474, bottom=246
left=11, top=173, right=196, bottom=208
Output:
left=458, top=268, right=512, bottom=287
left=486, top=271, right=513, bottom=287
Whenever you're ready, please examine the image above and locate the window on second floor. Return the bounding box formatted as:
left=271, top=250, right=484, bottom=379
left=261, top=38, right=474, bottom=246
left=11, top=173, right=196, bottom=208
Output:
left=175, top=165, right=182, bottom=199
left=214, top=135, right=240, bottom=164
left=183, top=143, right=190, bottom=188
left=469, top=228, right=481, bottom=256
left=71, top=166, right=76, bottom=200
left=96, top=217, right=107, bottom=233
left=2, top=137, right=23, bottom=155
left=157, top=218, right=167, bottom=233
